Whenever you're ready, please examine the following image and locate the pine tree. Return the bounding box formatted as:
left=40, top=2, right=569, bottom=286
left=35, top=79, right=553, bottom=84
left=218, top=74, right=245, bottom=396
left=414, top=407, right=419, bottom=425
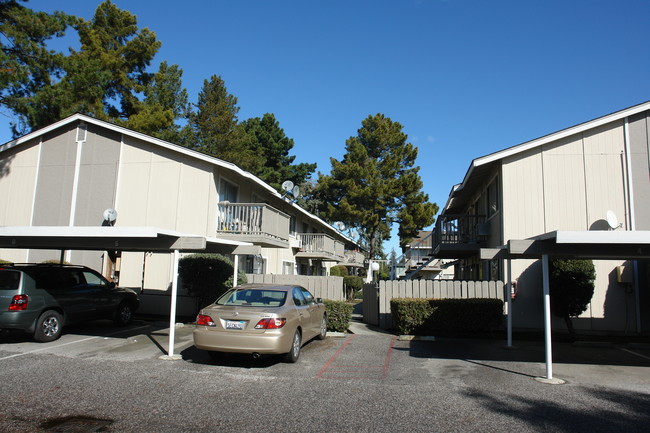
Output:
left=0, top=0, right=72, bottom=135
left=240, top=113, right=316, bottom=191
left=317, top=114, right=437, bottom=260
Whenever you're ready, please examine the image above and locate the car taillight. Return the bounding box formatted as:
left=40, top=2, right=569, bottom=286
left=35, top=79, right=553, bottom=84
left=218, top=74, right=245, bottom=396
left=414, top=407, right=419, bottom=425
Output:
left=9, top=294, right=28, bottom=311
left=196, top=314, right=215, bottom=326
left=254, top=318, right=286, bottom=329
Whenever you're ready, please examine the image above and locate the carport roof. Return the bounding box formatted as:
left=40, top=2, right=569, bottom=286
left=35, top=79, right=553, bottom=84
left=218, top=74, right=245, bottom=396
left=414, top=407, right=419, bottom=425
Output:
left=0, top=226, right=260, bottom=255
left=481, top=230, right=650, bottom=260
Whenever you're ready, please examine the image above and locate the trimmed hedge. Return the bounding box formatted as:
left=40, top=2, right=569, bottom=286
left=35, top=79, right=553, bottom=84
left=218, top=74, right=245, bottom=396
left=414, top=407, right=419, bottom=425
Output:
left=343, top=275, right=364, bottom=300
left=324, top=300, right=353, bottom=332
left=330, top=265, right=349, bottom=277
left=391, top=298, right=504, bottom=336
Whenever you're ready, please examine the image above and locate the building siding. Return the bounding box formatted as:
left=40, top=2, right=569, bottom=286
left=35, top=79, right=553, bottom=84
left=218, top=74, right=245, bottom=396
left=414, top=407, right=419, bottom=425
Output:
left=500, top=119, right=632, bottom=331
left=629, top=112, right=650, bottom=229
left=32, top=126, right=76, bottom=226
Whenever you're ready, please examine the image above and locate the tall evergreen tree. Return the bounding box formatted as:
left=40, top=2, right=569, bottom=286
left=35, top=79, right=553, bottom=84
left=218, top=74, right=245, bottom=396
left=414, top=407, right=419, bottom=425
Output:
left=317, top=114, right=437, bottom=260
left=240, top=113, right=316, bottom=191
left=189, top=75, right=263, bottom=172
left=126, top=61, right=191, bottom=143
left=1, top=0, right=161, bottom=135
left=0, top=0, right=73, bottom=135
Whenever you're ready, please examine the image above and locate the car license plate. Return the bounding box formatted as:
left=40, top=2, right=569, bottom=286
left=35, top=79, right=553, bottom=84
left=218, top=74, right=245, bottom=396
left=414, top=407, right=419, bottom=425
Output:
left=226, top=320, right=246, bottom=330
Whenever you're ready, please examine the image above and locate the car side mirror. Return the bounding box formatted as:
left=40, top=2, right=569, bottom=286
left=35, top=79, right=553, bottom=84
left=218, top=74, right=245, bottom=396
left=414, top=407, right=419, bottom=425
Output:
left=108, top=282, right=116, bottom=289
left=316, top=298, right=323, bottom=304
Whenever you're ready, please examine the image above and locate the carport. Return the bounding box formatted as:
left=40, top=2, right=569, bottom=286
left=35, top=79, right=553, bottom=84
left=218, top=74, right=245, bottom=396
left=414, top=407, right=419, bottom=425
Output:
left=0, top=226, right=260, bottom=359
left=482, top=230, right=650, bottom=383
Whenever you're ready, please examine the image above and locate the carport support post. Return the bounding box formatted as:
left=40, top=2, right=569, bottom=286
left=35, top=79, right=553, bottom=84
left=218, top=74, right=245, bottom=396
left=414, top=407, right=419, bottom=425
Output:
left=542, top=254, right=553, bottom=379
left=506, top=258, right=513, bottom=348
left=233, top=255, right=238, bottom=288
left=161, top=249, right=182, bottom=361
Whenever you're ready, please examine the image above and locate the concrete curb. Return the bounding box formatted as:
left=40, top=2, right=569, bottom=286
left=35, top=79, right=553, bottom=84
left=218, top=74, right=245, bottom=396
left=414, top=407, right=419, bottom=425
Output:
left=327, top=332, right=348, bottom=338
left=397, top=335, right=436, bottom=341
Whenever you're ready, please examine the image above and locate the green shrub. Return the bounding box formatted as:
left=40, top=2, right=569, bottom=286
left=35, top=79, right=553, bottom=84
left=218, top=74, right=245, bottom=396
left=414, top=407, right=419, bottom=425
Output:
left=343, top=275, right=363, bottom=300
left=41, top=259, right=72, bottom=264
left=427, top=299, right=504, bottom=334
left=549, top=258, right=595, bottom=335
left=179, top=254, right=247, bottom=308
left=330, top=265, right=348, bottom=277
left=391, top=298, right=436, bottom=335
left=324, top=300, right=353, bottom=332
left=391, top=298, right=504, bottom=336
left=0, top=259, right=12, bottom=265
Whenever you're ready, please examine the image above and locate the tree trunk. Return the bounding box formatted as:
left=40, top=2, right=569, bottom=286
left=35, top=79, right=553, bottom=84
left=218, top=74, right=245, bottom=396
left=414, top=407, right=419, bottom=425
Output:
left=564, top=314, right=575, bottom=338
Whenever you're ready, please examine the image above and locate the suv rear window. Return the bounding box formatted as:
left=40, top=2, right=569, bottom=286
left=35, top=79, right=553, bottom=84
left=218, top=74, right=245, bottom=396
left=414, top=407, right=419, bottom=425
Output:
left=0, top=270, right=21, bottom=291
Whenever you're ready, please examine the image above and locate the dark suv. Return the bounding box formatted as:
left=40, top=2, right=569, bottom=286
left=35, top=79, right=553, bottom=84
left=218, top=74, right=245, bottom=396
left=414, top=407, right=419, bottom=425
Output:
left=0, top=263, right=139, bottom=342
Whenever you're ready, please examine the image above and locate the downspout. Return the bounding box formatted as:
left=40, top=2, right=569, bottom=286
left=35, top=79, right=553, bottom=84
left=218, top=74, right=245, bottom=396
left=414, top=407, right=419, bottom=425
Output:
left=65, top=125, right=86, bottom=263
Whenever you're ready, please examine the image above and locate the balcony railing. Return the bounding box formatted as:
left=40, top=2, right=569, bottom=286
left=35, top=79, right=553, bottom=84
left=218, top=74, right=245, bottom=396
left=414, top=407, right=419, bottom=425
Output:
left=434, top=214, right=487, bottom=245
left=216, top=203, right=290, bottom=248
left=340, top=250, right=365, bottom=267
left=296, top=233, right=345, bottom=261
left=432, top=214, right=488, bottom=258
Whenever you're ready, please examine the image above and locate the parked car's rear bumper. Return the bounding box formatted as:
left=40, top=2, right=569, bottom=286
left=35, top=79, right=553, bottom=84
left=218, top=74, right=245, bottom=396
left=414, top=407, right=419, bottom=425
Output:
left=193, top=327, right=294, bottom=354
left=0, top=310, right=39, bottom=332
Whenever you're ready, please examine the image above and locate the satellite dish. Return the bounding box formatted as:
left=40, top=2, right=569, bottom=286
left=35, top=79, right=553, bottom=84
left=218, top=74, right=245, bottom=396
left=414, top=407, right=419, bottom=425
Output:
left=103, top=208, right=117, bottom=223
left=606, top=210, right=620, bottom=230
left=335, top=221, right=346, bottom=231
left=281, top=180, right=294, bottom=193
left=292, top=185, right=300, bottom=198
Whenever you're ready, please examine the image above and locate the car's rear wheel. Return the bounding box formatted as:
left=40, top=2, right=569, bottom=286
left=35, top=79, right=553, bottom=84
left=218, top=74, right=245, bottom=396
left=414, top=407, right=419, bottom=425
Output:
left=34, top=310, right=62, bottom=342
left=284, top=329, right=302, bottom=363
left=316, top=315, right=327, bottom=340
left=114, top=302, right=134, bottom=326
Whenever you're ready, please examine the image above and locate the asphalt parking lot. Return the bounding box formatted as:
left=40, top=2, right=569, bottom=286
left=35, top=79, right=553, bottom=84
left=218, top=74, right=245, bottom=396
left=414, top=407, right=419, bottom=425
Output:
left=1, top=318, right=649, bottom=432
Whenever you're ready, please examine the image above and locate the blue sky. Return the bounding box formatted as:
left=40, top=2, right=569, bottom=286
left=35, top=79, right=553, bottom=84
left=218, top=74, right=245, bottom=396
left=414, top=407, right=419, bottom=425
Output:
left=3, top=0, right=650, bottom=254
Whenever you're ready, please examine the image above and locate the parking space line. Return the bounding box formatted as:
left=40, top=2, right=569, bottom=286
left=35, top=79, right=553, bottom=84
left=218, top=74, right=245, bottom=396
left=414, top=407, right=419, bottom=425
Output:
left=620, top=348, right=650, bottom=361
left=0, top=325, right=151, bottom=361
left=316, top=335, right=396, bottom=380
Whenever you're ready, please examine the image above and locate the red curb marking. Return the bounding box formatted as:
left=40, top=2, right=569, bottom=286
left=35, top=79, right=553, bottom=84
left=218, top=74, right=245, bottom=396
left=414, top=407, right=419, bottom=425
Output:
left=316, top=335, right=397, bottom=380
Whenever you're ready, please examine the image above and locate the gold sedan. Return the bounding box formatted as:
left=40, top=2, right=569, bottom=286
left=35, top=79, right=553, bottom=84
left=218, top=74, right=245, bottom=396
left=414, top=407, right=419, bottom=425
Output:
left=193, top=284, right=327, bottom=362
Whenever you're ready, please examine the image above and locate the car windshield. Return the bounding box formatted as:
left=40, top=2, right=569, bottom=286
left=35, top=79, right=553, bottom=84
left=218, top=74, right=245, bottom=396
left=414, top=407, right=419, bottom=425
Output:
left=216, top=289, right=287, bottom=307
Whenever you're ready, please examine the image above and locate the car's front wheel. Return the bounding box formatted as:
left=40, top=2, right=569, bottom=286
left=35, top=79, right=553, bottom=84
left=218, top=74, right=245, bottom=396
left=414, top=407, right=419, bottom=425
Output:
left=284, top=329, right=302, bottom=363
left=114, top=302, right=134, bottom=326
left=316, top=315, right=327, bottom=340
left=34, top=310, right=63, bottom=342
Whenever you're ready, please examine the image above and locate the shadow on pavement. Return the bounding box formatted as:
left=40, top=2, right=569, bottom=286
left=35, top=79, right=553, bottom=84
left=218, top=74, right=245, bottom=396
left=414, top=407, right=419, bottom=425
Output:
left=180, top=344, right=282, bottom=368
left=0, top=318, right=169, bottom=344
left=401, top=337, right=650, bottom=368
left=466, top=386, right=650, bottom=432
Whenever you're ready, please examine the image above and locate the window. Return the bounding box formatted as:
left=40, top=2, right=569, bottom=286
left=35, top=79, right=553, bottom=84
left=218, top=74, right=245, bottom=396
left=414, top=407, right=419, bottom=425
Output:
left=300, top=287, right=315, bottom=304
left=289, top=215, right=297, bottom=235
left=292, top=287, right=307, bottom=306
left=216, top=289, right=286, bottom=307
left=82, top=271, right=108, bottom=286
left=282, top=261, right=295, bottom=275
left=219, top=178, right=238, bottom=202
left=244, top=255, right=266, bottom=274
left=0, top=271, right=20, bottom=291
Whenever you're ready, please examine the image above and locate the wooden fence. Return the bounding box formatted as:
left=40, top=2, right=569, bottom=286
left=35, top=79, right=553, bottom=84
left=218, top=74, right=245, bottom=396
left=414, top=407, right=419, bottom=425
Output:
left=363, top=279, right=505, bottom=329
left=245, top=274, right=345, bottom=301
